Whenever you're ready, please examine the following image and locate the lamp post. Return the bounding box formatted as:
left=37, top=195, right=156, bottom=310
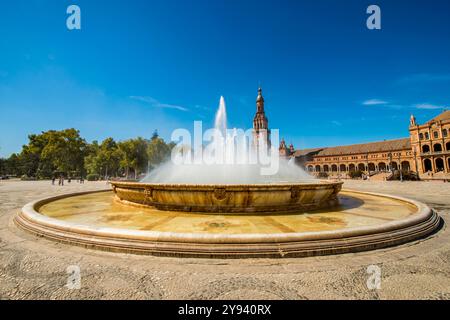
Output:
left=365, top=152, right=369, bottom=177
left=337, top=153, right=341, bottom=181
left=398, top=154, right=403, bottom=182
left=388, top=152, right=393, bottom=172
left=413, top=150, right=420, bottom=180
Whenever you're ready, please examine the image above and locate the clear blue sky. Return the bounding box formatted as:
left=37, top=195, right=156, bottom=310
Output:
left=1, top=0, right=450, bottom=157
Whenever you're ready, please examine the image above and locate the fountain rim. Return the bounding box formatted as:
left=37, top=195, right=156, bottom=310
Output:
left=109, top=180, right=343, bottom=189
left=15, top=188, right=437, bottom=244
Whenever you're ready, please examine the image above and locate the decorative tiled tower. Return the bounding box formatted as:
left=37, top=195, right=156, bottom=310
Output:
left=279, top=138, right=289, bottom=157
left=252, top=87, right=271, bottom=149
left=279, top=139, right=295, bottom=158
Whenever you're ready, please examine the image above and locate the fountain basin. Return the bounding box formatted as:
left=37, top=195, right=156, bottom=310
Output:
left=110, top=180, right=343, bottom=213
left=14, top=189, right=441, bottom=258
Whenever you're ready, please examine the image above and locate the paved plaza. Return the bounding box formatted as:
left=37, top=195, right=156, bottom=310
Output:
left=0, top=179, right=449, bottom=299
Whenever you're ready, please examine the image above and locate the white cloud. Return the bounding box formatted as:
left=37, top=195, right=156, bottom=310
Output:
left=331, top=120, right=342, bottom=126
left=362, top=99, right=388, bottom=106
left=361, top=99, right=448, bottom=110
left=194, top=104, right=211, bottom=111
left=129, top=96, right=188, bottom=112
left=396, top=73, right=450, bottom=85
left=413, top=103, right=447, bottom=110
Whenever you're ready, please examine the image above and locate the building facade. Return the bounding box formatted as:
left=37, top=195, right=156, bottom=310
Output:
left=282, top=110, right=450, bottom=180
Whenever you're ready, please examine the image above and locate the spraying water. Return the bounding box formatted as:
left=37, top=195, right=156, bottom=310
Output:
left=142, top=96, right=313, bottom=184
left=214, top=96, right=227, bottom=137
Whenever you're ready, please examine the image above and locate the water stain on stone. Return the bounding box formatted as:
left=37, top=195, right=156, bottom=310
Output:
left=102, top=214, right=134, bottom=222
left=307, top=216, right=345, bottom=226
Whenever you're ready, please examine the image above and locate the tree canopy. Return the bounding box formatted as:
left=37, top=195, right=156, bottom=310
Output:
left=0, top=129, right=174, bottom=180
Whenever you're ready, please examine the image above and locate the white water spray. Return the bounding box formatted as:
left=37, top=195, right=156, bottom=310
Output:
left=142, top=96, right=313, bottom=184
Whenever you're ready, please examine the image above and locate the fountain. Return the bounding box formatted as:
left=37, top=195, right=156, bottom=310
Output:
left=111, top=96, right=342, bottom=213
left=14, top=94, right=441, bottom=258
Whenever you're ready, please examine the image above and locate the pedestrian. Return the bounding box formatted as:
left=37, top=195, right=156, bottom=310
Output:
left=52, top=176, right=55, bottom=185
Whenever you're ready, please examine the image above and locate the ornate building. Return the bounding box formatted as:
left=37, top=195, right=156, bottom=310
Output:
left=252, top=87, right=271, bottom=148
left=287, top=110, right=450, bottom=180
left=279, top=139, right=295, bottom=158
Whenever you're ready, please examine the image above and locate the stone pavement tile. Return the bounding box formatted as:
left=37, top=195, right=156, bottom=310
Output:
left=0, top=180, right=449, bottom=299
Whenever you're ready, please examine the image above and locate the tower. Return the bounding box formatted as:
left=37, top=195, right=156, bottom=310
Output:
left=410, top=114, right=417, bottom=127
left=252, top=87, right=270, bottom=148
left=279, top=138, right=289, bottom=157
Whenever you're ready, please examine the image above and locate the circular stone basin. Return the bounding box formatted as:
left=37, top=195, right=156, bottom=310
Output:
left=110, top=181, right=343, bottom=213
left=14, top=189, right=440, bottom=258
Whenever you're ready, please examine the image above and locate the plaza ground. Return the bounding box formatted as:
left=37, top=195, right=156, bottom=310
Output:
left=0, top=179, right=449, bottom=299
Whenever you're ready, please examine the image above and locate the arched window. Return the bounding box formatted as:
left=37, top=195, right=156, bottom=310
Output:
left=378, top=162, right=387, bottom=171
left=435, top=158, right=444, bottom=172
left=339, top=164, right=346, bottom=172
left=423, top=159, right=433, bottom=172
left=358, top=163, right=365, bottom=171
left=401, top=161, right=410, bottom=171
left=368, top=163, right=375, bottom=171
left=433, top=143, right=442, bottom=152
left=443, top=129, right=448, bottom=137
left=433, top=131, right=439, bottom=139
left=331, top=164, right=338, bottom=172
left=446, top=141, right=450, bottom=151
left=323, top=165, right=329, bottom=172
left=315, top=165, right=321, bottom=172
left=419, top=133, right=424, bottom=140
left=422, top=145, right=430, bottom=153
left=425, top=132, right=429, bottom=140
left=423, top=159, right=432, bottom=172
left=349, top=164, right=356, bottom=172
left=391, top=162, right=398, bottom=170
left=307, top=165, right=314, bottom=172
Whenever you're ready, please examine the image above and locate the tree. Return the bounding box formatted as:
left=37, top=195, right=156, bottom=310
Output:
left=20, top=133, right=49, bottom=177
left=9, top=129, right=88, bottom=178
left=7, top=153, right=21, bottom=176
left=85, top=138, right=121, bottom=178
left=39, top=129, right=87, bottom=176
left=118, top=138, right=148, bottom=179
left=147, top=137, right=174, bottom=170
left=151, top=129, right=159, bottom=141
left=3, top=128, right=174, bottom=180
left=0, top=158, right=5, bottom=176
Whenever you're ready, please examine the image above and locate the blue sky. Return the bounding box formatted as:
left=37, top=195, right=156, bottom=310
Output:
left=1, top=0, right=450, bottom=157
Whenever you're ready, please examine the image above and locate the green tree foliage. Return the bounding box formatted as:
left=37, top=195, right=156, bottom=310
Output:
left=40, top=129, right=87, bottom=174
left=2, top=129, right=175, bottom=180
left=85, top=138, right=121, bottom=178
left=118, top=138, right=149, bottom=179
left=3, top=129, right=87, bottom=178
left=0, top=154, right=21, bottom=176
left=147, top=137, right=174, bottom=170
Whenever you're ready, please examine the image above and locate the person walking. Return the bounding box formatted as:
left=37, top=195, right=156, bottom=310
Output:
left=52, top=176, right=55, bottom=185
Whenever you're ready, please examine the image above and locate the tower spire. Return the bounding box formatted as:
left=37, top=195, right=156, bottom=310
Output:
left=253, top=86, right=270, bottom=148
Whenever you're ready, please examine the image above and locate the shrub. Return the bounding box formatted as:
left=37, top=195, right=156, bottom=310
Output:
left=86, top=174, right=100, bottom=181
left=349, top=170, right=363, bottom=179
left=317, top=172, right=329, bottom=178
left=395, top=170, right=419, bottom=181
left=20, top=175, right=37, bottom=181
